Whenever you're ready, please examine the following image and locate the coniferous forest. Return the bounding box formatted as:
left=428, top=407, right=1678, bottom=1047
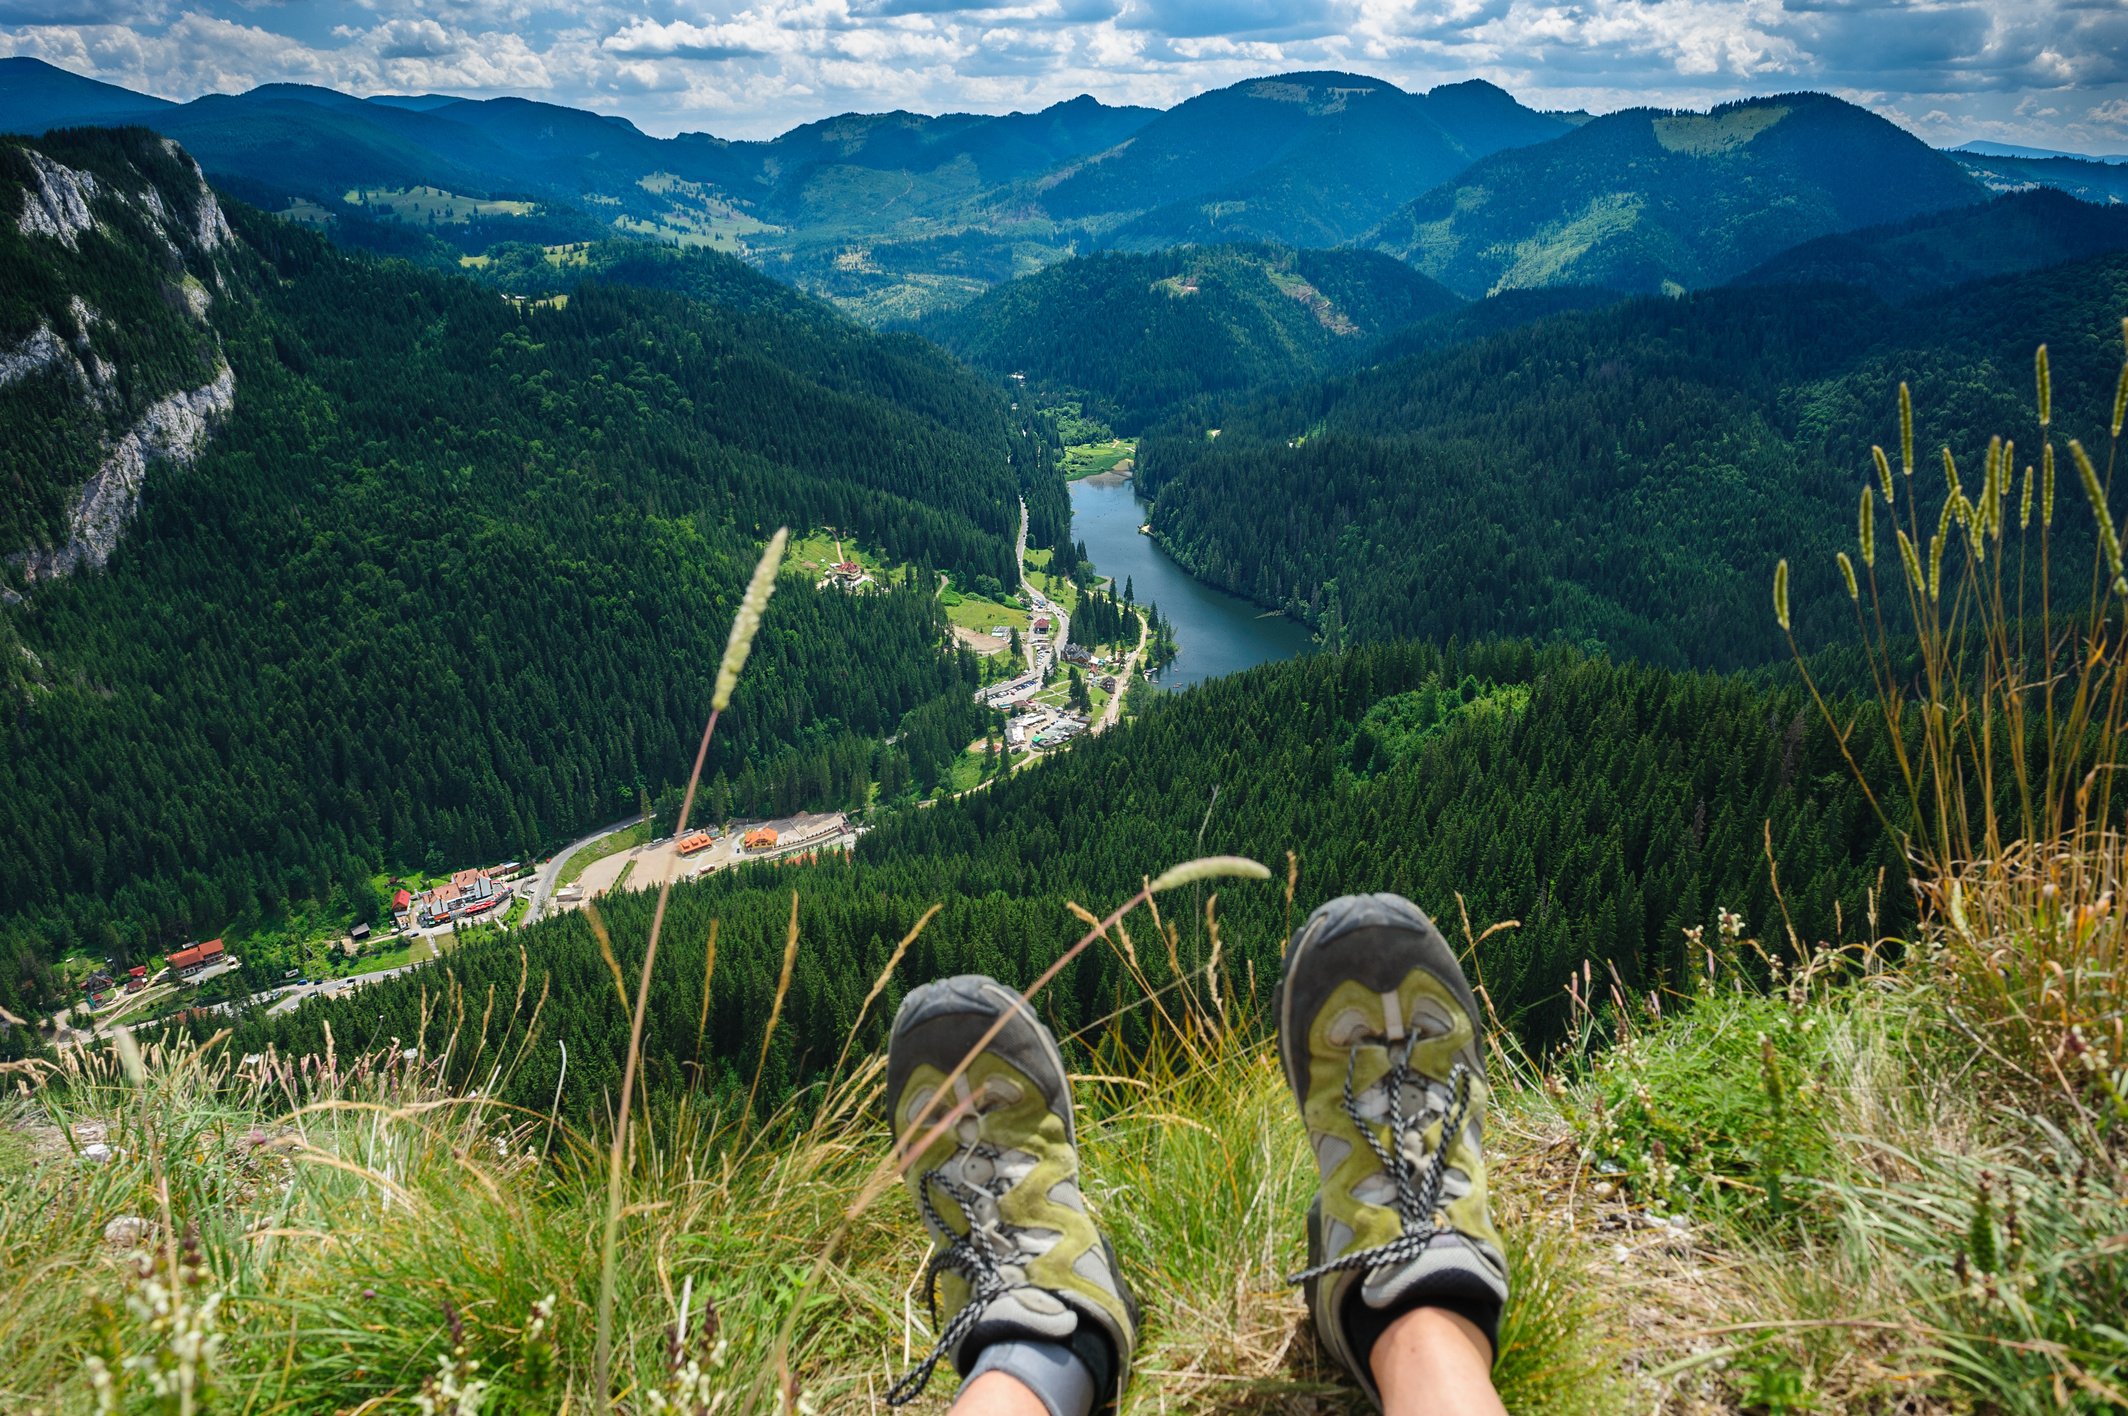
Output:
left=221, top=641, right=1900, bottom=1121
left=1135, top=257, right=2128, bottom=668
left=0, top=130, right=1049, bottom=1016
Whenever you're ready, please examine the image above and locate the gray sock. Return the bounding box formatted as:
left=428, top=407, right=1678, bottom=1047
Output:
left=963, top=1339, right=1096, bottom=1416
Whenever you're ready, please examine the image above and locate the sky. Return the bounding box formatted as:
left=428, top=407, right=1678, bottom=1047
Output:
left=1, top=0, right=2123, bottom=151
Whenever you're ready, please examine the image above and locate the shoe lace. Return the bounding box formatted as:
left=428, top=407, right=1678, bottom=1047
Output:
left=886, top=1159, right=1022, bottom=1406
left=1287, top=1039, right=1473, bottom=1286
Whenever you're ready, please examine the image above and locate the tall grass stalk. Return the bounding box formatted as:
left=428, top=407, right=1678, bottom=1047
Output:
left=1779, top=338, right=2128, bottom=1127
left=596, top=528, right=787, bottom=1412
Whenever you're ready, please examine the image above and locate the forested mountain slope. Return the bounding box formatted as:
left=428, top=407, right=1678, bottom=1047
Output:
left=923, top=245, right=1460, bottom=430
left=1950, top=147, right=2128, bottom=206
left=0, top=132, right=235, bottom=563
left=1132, top=254, right=2128, bottom=668
left=224, top=640, right=1896, bottom=1120
left=1368, top=93, right=1983, bottom=296
left=0, top=128, right=1042, bottom=1001
left=1731, top=188, right=2128, bottom=301
left=1075, top=76, right=1570, bottom=251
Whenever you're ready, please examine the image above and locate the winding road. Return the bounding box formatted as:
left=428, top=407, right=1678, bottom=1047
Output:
left=524, top=813, right=644, bottom=925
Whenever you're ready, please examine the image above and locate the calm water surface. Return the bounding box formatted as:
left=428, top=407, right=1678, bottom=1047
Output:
left=1068, top=474, right=1312, bottom=691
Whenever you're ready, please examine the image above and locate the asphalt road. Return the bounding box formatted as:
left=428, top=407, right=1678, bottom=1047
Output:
left=523, top=813, right=644, bottom=925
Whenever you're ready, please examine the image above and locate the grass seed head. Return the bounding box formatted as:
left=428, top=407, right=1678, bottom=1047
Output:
left=1148, top=855, right=1271, bottom=893
left=2071, top=439, right=2123, bottom=579
left=1943, top=445, right=1962, bottom=504
left=2113, top=362, right=2126, bottom=439
left=1872, top=445, right=1895, bottom=504
left=1837, top=550, right=1859, bottom=601
left=2044, top=442, right=2056, bottom=527
left=1773, top=558, right=1790, bottom=630
left=1899, top=382, right=1914, bottom=475
left=1859, top=485, right=1875, bottom=566
left=1928, top=531, right=1944, bottom=603
left=2021, top=463, right=2034, bottom=530
left=1898, top=527, right=1924, bottom=593
left=714, top=527, right=789, bottom=711
left=2036, top=344, right=2052, bottom=428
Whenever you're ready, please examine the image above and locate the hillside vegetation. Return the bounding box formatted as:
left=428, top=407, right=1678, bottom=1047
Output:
left=1731, top=188, right=2128, bottom=302
left=1369, top=93, right=1982, bottom=296
left=220, top=640, right=1895, bottom=1130
left=0, top=129, right=1043, bottom=1014
left=1047, top=73, right=1569, bottom=251
left=1133, top=254, right=2128, bottom=666
left=924, top=244, right=1460, bottom=430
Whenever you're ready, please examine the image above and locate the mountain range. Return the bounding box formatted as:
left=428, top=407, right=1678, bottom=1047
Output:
left=37, top=58, right=2117, bottom=320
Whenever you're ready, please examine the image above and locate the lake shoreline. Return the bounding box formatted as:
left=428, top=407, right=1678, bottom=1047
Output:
left=1067, top=476, right=1311, bottom=691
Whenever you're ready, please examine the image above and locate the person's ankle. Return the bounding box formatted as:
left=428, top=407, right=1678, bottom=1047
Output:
left=960, top=1337, right=1099, bottom=1416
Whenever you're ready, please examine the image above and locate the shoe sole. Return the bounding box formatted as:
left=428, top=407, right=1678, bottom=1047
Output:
left=1276, top=893, right=1484, bottom=1105
left=885, top=974, right=1075, bottom=1147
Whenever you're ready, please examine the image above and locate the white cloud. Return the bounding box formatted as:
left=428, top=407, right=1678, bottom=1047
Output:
left=0, top=0, right=2118, bottom=149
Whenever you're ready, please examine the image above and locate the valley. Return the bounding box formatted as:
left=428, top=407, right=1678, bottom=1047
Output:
left=3, top=51, right=2128, bottom=1416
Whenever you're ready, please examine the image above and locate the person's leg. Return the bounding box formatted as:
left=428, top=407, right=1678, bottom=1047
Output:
left=951, top=1360, right=1081, bottom=1416
left=884, top=974, right=1137, bottom=1415
left=1276, top=893, right=1513, bottom=1413
left=1371, top=1307, right=1508, bottom=1416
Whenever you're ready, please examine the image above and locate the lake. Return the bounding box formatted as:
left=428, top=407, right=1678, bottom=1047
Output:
left=1069, top=474, right=1313, bottom=690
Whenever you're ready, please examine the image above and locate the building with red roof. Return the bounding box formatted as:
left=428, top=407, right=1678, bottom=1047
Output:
left=166, top=938, right=226, bottom=979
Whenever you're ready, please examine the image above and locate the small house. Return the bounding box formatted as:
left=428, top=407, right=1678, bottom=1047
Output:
left=742, top=826, right=780, bottom=851
left=677, top=830, right=714, bottom=857
left=350, top=922, right=371, bottom=943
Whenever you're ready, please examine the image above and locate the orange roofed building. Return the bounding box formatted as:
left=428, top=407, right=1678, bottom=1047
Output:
left=166, top=938, right=227, bottom=979
left=676, top=830, right=713, bottom=856
left=741, top=826, right=779, bottom=851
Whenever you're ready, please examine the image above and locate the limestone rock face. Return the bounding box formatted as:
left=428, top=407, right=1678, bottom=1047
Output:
left=3, top=134, right=242, bottom=579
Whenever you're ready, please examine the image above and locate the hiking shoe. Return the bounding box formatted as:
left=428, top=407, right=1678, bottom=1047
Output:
left=1277, top=894, right=1510, bottom=1405
left=884, top=974, right=1136, bottom=1410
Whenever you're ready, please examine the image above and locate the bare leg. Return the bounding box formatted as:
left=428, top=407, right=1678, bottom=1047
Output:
left=950, top=1370, right=1051, bottom=1416
left=1371, top=1307, right=1509, bottom=1416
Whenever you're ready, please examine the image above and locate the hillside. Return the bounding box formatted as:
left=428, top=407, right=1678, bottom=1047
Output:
left=0, top=128, right=1048, bottom=1004
left=0, top=132, right=234, bottom=561
left=0, top=60, right=1572, bottom=322
left=1369, top=92, right=1983, bottom=296
left=1131, top=253, right=2128, bottom=667
left=1950, top=147, right=2128, bottom=205
left=923, top=245, right=1461, bottom=430
left=1070, top=75, right=1570, bottom=250
left=1731, top=187, right=2128, bottom=301
left=224, top=640, right=1894, bottom=1122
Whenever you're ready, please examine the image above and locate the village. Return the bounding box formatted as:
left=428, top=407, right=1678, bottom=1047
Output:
left=56, top=513, right=1145, bottom=1039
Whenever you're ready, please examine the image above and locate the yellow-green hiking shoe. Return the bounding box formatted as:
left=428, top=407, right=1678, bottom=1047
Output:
left=884, top=974, right=1136, bottom=1410
left=1278, top=894, right=1510, bottom=1405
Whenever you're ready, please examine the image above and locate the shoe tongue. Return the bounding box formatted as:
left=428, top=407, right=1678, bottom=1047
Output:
left=1359, top=1232, right=1507, bottom=1313
left=958, top=1287, right=1079, bottom=1366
